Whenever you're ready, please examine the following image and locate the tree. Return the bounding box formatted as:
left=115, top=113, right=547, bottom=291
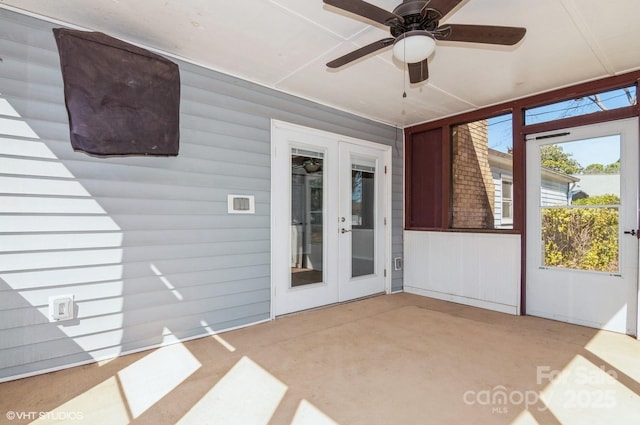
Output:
left=604, top=160, right=620, bottom=174
left=566, top=88, right=637, bottom=117
left=584, top=89, right=637, bottom=111
left=583, top=163, right=605, bottom=174
left=540, top=145, right=583, bottom=174
left=582, top=159, right=620, bottom=175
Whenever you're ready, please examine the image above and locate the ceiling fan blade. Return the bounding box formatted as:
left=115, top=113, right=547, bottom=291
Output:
left=408, top=60, right=429, bottom=84
left=323, top=0, right=403, bottom=26
left=327, top=38, right=395, bottom=68
left=424, top=0, right=464, bottom=17
left=434, top=24, right=526, bottom=45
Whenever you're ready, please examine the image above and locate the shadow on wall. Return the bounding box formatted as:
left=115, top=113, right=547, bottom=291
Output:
left=0, top=68, right=267, bottom=382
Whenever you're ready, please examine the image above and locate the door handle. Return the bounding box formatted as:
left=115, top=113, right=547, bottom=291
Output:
left=624, top=229, right=639, bottom=238
left=340, top=228, right=351, bottom=234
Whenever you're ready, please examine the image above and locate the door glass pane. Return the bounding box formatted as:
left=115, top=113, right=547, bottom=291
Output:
left=352, top=163, right=375, bottom=277
left=539, top=136, right=620, bottom=272
left=291, top=149, right=324, bottom=287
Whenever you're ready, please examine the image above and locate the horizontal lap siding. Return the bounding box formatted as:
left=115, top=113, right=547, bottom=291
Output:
left=0, top=8, right=402, bottom=380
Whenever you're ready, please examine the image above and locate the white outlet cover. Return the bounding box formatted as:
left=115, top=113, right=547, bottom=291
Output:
left=49, top=295, right=74, bottom=322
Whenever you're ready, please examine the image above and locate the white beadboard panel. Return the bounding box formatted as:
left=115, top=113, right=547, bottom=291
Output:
left=0, top=8, right=402, bottom=381
left=404, top=231, right=521, bottom=315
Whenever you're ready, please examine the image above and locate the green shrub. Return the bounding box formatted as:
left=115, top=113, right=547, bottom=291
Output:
left=573, top=194, right=620, bottom=205
left=541, top=200, right=619, bottom=272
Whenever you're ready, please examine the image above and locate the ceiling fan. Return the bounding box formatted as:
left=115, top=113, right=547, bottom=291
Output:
left=324, top=0, right=526, bottom=84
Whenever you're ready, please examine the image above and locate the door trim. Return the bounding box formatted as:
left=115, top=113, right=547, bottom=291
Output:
left=270, top=120, right=392, bottom=318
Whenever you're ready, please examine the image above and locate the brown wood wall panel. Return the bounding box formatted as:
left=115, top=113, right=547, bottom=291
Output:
left=406, top=127, right=442, bottom=228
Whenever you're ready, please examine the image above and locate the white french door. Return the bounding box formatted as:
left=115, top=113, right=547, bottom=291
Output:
left=526, top=118, right=639, bottom=335
left=271, top=121, right=390, bottom=316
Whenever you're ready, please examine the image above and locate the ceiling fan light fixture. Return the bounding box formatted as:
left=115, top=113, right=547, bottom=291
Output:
left=392, top=30, right=436, bottom=63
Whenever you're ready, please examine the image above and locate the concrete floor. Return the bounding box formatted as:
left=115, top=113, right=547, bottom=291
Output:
left=1, top=293, right=639, bottom=425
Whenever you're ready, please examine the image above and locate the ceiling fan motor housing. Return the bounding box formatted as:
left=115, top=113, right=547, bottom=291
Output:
left=393, top=0, right=429, bottom=16
left=390, top=0, right=441, bottom=37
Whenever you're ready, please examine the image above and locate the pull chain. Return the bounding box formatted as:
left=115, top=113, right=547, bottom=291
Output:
left=402, top=65, right=407, bottom=98
left=402, top=37, right=407, bottom=98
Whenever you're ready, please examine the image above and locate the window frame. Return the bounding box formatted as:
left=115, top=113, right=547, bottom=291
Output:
left=500, top=177, right=514, bottom=225
left=404, top=70, right=640, bottom=234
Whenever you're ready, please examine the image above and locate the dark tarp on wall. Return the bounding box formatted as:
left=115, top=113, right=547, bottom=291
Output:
left=53, top=28, right=180, bottom=156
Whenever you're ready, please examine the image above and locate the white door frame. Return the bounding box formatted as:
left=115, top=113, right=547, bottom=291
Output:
left=270, top=120, right=392, bottom=318
left=525, top=118, right=639, bottom=335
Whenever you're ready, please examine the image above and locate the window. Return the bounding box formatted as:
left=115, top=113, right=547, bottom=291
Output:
left=539, top=138, right=620, bottom=272
left=525, top=86, right=637, bottom=125
left=501, top=178, right=513, bottom=225
left=405, top=71, right=640, bottom=233
left=450, top=114, right=513, bottom=230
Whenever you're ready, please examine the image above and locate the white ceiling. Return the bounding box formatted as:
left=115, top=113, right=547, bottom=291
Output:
left=2, top=0, right=640, bottom=127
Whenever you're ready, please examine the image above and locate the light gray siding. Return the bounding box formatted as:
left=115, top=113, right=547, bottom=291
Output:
left=541, top=180, right=571, bottom=206
left=0, top=8, right=403, bottom=381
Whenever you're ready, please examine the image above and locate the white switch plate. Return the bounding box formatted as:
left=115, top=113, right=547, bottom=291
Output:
left=49, top=295, right=74, bottom=322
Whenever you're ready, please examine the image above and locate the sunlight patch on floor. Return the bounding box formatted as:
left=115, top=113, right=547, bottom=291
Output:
left=291, top=399, right=339, bottom=425
left=510, top=409, right=540, bottom=424
left=538, top=354, right=640, bottom=424
left=118, top=342, right=201, bottom=419
left=31, top=377, right=129, bottom=425
left=212, top=334, right=236, bottom=352
left=585, top=330, right=640, bottom=382
left=177, top=356, right=287, bottom=425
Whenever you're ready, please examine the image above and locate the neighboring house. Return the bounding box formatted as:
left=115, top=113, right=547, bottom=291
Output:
left=489, top=148, right=580, bottom=228
left=570, top=173, right=620, bottom=201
